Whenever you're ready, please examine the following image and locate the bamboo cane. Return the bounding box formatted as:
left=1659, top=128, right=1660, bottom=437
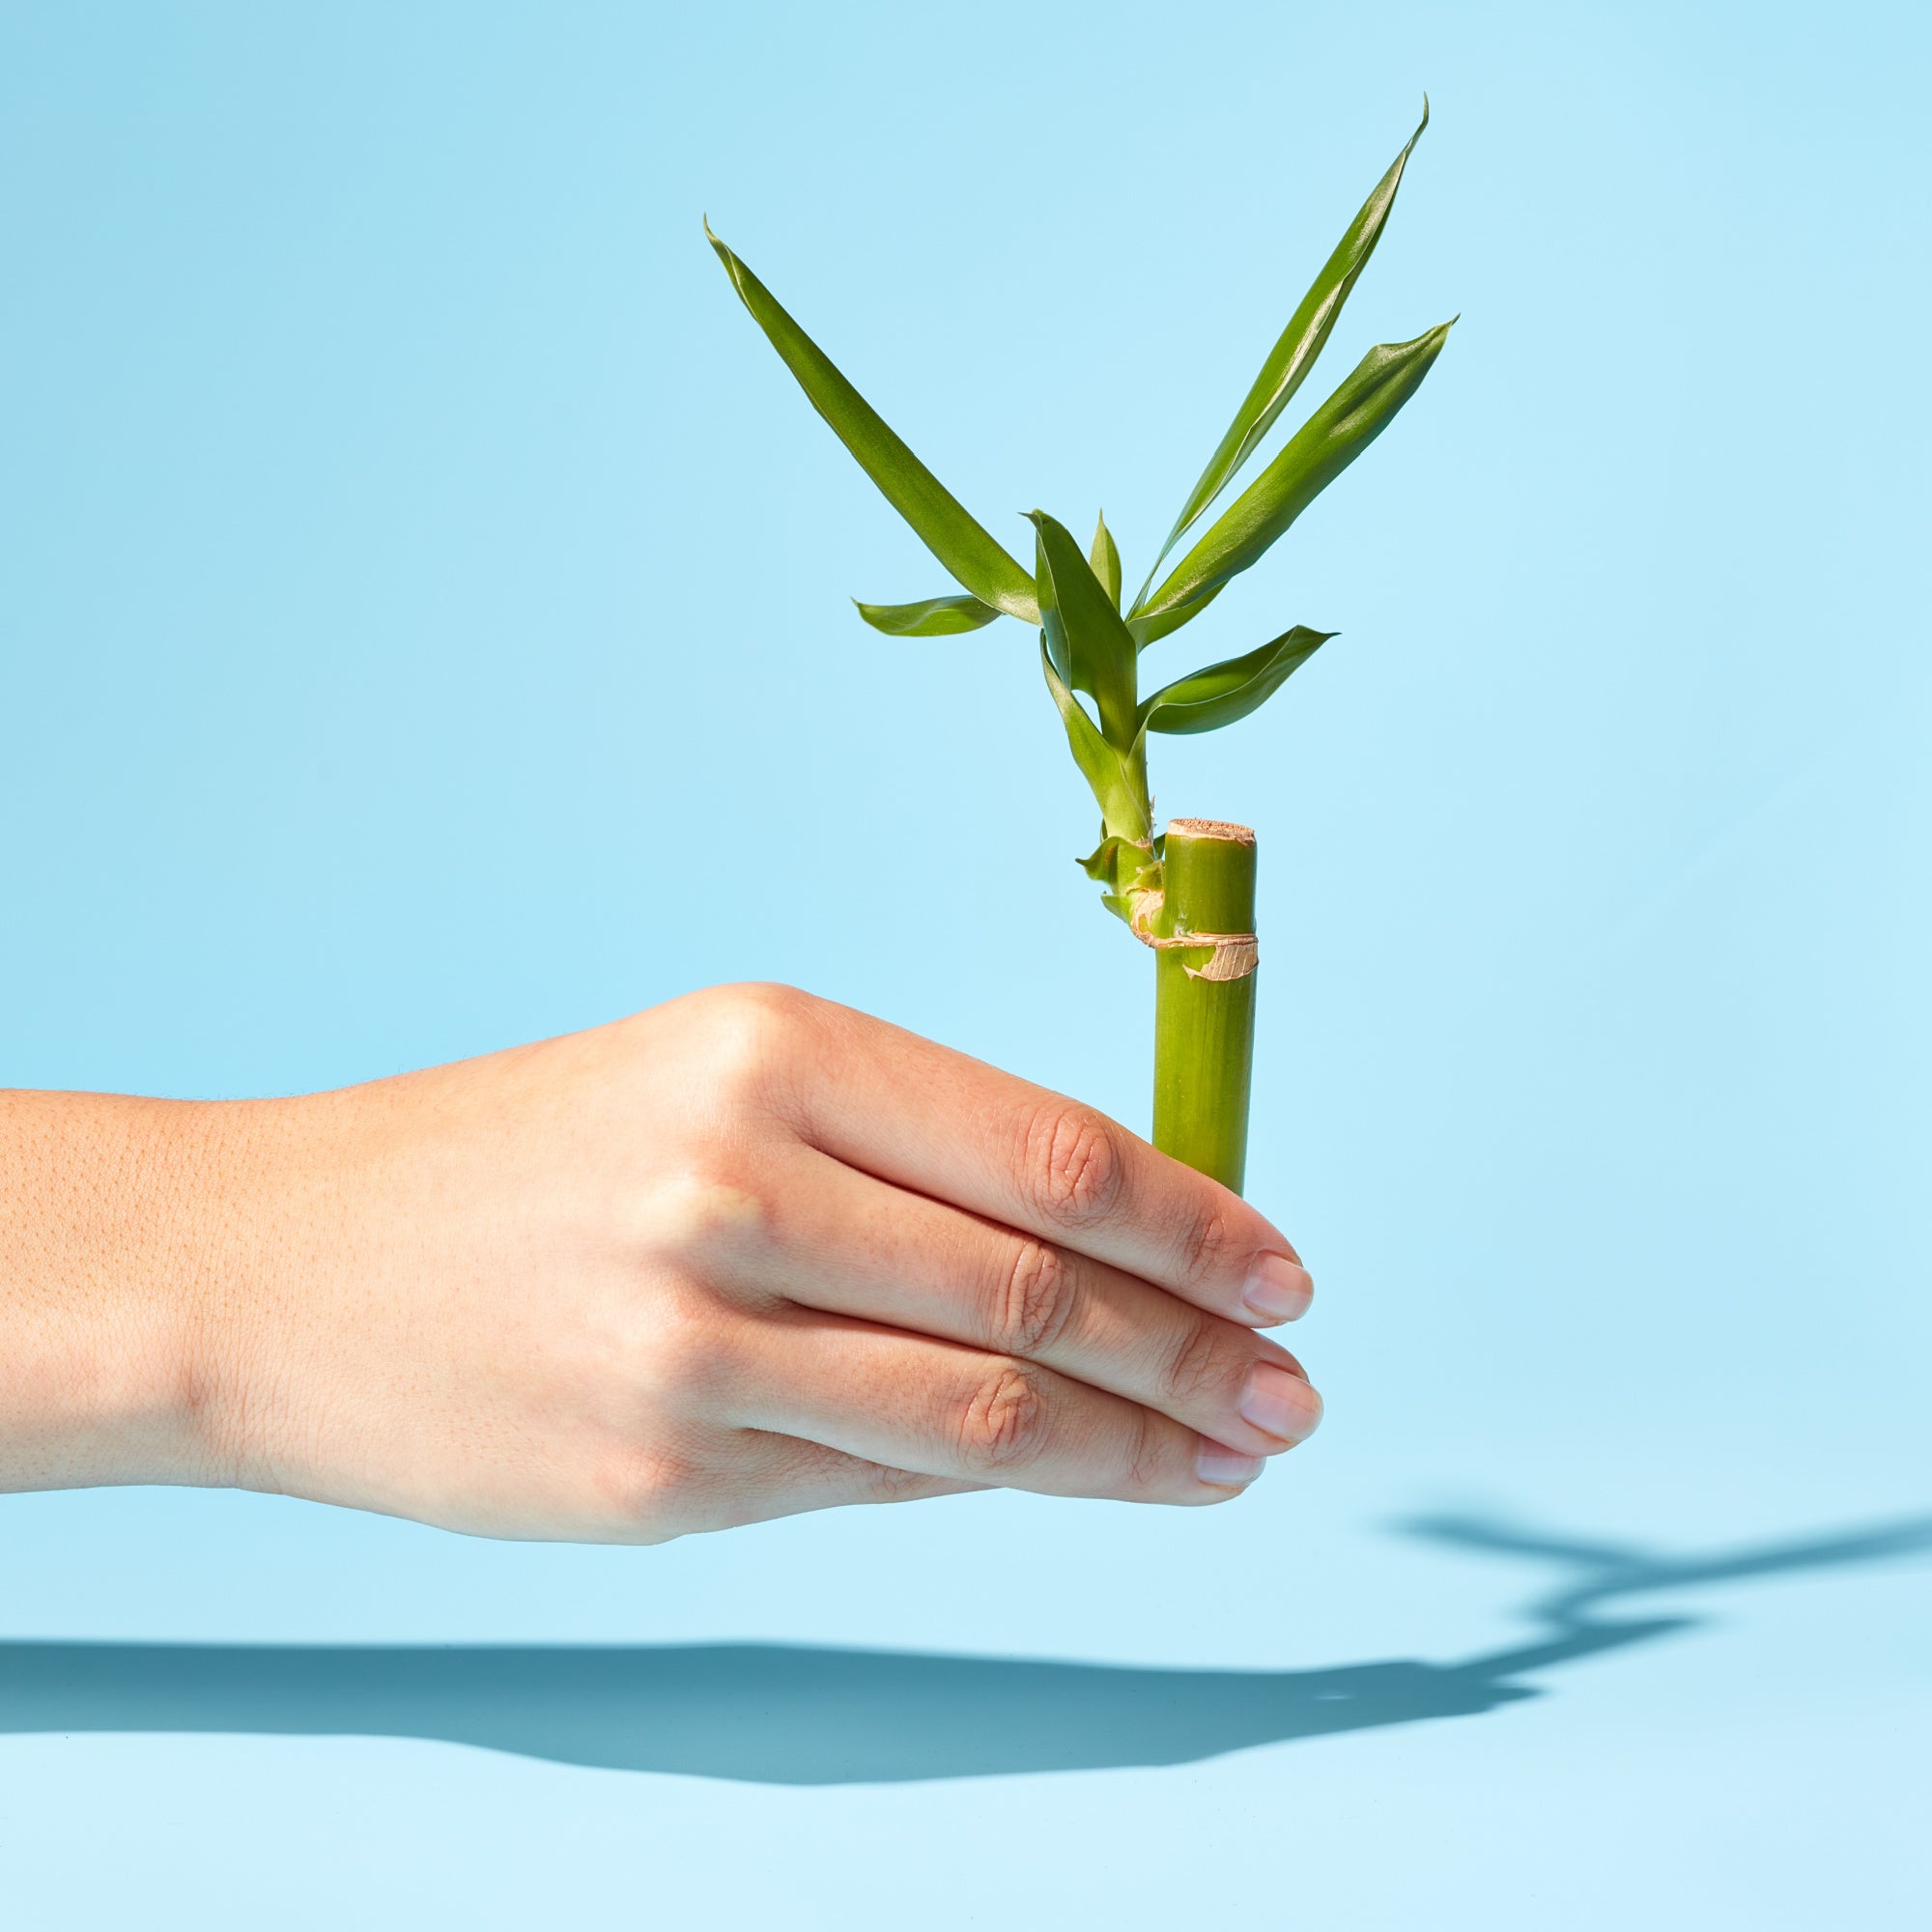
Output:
left=1151, top=821, right=1259, bottom=1192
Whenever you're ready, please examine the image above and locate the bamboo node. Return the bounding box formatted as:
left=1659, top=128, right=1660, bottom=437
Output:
left=1138, top=927, right=1259, bottom=981
left=1126, top=887, right=1165, bottom=941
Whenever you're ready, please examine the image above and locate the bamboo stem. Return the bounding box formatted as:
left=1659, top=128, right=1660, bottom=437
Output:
left=1151, top=820, right=1258, bottom=1193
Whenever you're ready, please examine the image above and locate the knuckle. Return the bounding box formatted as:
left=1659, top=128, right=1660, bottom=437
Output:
left=861, top=1461, right=944, bottom=1506
left=1175, top=1196, right=1243, bottom=1290
left=639, top=1158, right=774, bottom=1266
left=692, top=981, right=816, bottom=1100
left=628, top=1289, right=740, bottom=1409
left=697, top=979, right=814, bottom=1029
left=1160, top=1317, right=1236, bottom=1408
left=1020, top=1101, right=1124, bottom=1229
left=955, top=1362, right=1052, bottom=1474
left=594, top=1442, right=707, bottom=1542
left=1125, top=1407, right=1170, bottom=1496
left=996, top=1238, right=1077, bottom=1357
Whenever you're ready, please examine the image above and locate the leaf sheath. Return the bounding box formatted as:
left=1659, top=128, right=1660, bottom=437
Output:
left=1039, top=642, right=1151, bottom=842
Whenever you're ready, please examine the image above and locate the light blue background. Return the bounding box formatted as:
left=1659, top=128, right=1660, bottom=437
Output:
left=3, top=2, right=1928, bottom=1924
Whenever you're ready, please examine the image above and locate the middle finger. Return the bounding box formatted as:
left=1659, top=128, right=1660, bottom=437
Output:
left=750, top=1147, right=1323, bottom=1458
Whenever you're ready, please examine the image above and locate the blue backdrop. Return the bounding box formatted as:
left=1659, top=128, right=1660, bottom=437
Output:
left=3, top=3, right=1927, bottom=1925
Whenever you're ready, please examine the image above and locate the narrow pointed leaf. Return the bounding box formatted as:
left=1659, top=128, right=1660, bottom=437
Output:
left=1040, top=642, right=1151, bottom=841
left=854, top=592, right=1003, bottom=637
left=1139, top=321, right=1454, bottom=624
left=1140, top=626, right=1335, bottom=735
left=707, top=223, right=1038, bottom=622
left=1090, top=512, right=1122, bottom=611
left=1030, top=511, right=1138, bottom=749
left=1131, top=101, right=1430, bottom=612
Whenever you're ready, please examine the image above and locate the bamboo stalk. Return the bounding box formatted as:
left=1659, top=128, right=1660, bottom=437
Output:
left=711, top=112, right=1446, bottom=1178
left=1151, top=820, right=1258, bottom=1193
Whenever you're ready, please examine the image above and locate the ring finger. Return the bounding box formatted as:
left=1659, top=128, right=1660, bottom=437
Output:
left=729, top=1306, right=1267, bottom=1503
left=746, top=1148, right=1322, bottom=1457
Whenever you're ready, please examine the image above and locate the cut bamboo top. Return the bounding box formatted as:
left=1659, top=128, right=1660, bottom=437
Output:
left=1165, top=818, right=1256, bottom=844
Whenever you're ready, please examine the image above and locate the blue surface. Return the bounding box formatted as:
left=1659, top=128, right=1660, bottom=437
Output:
left=3, top=3, right=1928, bottom=1924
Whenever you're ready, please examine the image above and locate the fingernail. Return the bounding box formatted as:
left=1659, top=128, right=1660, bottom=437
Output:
left=1243, top=1252, right=1314, bottom=1322
left=1196, top=1443, right=1266, bottom=1488
left=1238, top=1362, right=1324, bottom=1445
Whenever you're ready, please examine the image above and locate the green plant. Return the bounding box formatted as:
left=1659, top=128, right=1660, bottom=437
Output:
left=708, top=103, right=1450, bottom=1193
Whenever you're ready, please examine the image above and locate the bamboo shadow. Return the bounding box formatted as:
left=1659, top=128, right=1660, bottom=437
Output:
left=2, top=1513, right=1924, bottom=1783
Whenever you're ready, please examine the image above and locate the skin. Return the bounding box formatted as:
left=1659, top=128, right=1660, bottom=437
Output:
left=0, top=983, right=1321, bottom=1544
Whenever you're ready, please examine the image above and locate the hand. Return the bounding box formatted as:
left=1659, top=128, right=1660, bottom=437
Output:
left=1, top=985, right=1321, bottom=1543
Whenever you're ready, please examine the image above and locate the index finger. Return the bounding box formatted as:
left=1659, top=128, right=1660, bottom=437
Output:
left=779, top=996, right=1313, bottom=1326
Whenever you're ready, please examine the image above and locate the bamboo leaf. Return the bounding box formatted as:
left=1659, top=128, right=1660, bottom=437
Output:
left=1132, top=101, right=1430, bottom=611
left=854, top=592, right=1002, bottom=637
left=1139, top=626, right=1335, bottom=735
left=706, top=222, right=1039, bottom=622
left=1127, top=582, right=1225, bottom=651
left=1138, top=321, right=1454, bottom=625
left=1030, top=511, right=1139, bottom=749
left=1040, top=642, right=1151, bottom=841
left=1090, top=512, right=1122, bottom=611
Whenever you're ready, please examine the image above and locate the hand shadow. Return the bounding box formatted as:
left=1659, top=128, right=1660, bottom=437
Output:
left=2, top=1513, right=1925, bottom=1783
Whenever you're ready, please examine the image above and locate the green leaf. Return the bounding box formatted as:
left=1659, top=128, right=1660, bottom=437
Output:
left=1131, top=100, right=1430, bottom=612
left=1127, top=582, right=1225, bottom=651
left=1040, top=642, right=1151, bottom=841
left=1139, top=626, right=1335, bottom=735
left=706, top=222, right=1039, bottom=623
left=1030, top=511, right=1139, bottom=749
left=1138, top=321, right=1454, bottom=625
left=854, top=592, right=1002, bottom=637
left=1090, top=512, right=1122, bottom=611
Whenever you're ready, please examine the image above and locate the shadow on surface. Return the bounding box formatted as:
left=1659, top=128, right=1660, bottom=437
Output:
left=4, top=1514, right=1926, bottom=1782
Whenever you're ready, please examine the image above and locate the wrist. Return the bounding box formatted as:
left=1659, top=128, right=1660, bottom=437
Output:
left=0, top=1090, right=267, bottom=1493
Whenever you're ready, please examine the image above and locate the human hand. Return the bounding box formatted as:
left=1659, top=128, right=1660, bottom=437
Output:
left=2, top=985, right=1321, bottom=1542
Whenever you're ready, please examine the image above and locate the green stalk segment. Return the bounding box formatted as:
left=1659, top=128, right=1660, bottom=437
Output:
left=1152, top=820, right=1259, bottom=1193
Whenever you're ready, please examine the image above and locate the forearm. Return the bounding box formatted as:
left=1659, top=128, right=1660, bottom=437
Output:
left=0, top=1090, right=245, bottom=1492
